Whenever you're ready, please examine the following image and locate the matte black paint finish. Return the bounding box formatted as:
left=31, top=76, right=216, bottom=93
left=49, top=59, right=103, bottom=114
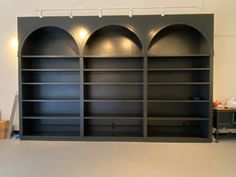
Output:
left=18, top=14, right=214, bottom=142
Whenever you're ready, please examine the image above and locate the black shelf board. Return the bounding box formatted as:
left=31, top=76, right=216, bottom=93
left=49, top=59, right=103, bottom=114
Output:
left=147, top=68, right=210, bottom=71
left=148, top=54, right=210, bottom=58
left=84, top=82, right=144, bottom=85
left=21, top=55, right=80, bottom=58
left=21, top=135, right=209, bottom=142
left=147, top=82, right=210, bottom=85
left=21, top=135, right=81, bottom=140
left=84, top=113, right=143, bottom=118
left=82, top=137, right=144, bottom=141
left=22, top=131, right=80, bottom=136
left=84, top=116, right=143, bottom=120
left=84, top=99, right=143, bottom=102
left=84, top=69, right=144, bottom=72
left=83, top=55, right=143, bottom=58
left=147, top=117, right=209, bottom=121
left=22, top=69, right=80, bottom=72
left=21, top=136, right=146, bottom=141
left=147, top=100, right=210, bottom=103
left=22, top=82, right=80, bottom=85
left=22, top=99, right=80, bottom=102
left=147, top=131, right=207, bottom=138
left=146, top=136, right=209, bottom=141
left=23, top=114, right=80, bottom=119
left=146, top=137, right=210, bottom=142
left=20, top=135, right=210, bottom=142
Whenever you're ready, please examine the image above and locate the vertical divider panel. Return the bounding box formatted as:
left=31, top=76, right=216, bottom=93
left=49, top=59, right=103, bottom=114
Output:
left=80, top=57, right=84, bottom=137
left=144, top=56, right=148, bottom=138
left=19, top=56, right=23, bottom=138
left=209, top=55, right=213, bottom=139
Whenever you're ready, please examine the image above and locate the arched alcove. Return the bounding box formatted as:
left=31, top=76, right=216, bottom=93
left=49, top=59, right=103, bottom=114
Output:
left=146, top=24, right=211, bottom=139
left=83, top=25, right=143, bottom=137
left=84, top=25, right=142, bottom=56
left=21, top=26, right=79, bottom=55
left=148, top=24, right=210, bottom=56
left=20, top=26, right=81, bottom=137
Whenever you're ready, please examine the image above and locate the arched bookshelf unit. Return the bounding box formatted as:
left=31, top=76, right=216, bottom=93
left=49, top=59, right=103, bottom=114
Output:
left=20, top=26, right=81, bottom=138
left=18, top=15, right=213, bottom=141
left=147, top=24, right=211, bottom=140
left=83, top=25, right=144, bottom=137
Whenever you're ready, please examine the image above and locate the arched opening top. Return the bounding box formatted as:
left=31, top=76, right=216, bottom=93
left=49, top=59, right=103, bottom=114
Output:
left=21, top=26, right=79, bottom=56
left=84, top=25, right=142, bottom=56
left=148, top=24, right=210, bottom=56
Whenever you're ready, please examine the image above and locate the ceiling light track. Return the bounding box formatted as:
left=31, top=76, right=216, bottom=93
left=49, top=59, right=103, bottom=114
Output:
left=36, top=4, right=201, bottom=18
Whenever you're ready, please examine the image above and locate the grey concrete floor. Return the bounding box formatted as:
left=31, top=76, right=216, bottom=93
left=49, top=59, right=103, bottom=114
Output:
left=0, top=139, right=236, bottom=177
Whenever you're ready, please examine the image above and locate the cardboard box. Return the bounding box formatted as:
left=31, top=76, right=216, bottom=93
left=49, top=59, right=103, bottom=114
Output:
left=0, top=130, right=7, bottom=139
left=0, top=120, right=9, bottom=139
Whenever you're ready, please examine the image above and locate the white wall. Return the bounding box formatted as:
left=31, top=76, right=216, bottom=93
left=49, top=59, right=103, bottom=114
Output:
left=0, top=0, right=236, bottom=129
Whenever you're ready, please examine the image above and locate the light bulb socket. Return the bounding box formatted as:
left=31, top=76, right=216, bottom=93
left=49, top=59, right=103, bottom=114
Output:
left=161, top=7, right=165, bottom=17
left=69, top=9, right=73, bottom=19
left=98, top=8, right=102, bottom=18
left=39, top=9, right=43, bottom=18
left=129, top=8, right=133, bottom=17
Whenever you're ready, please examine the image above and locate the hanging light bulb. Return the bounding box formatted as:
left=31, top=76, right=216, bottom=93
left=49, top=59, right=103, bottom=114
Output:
left=129, top=8, right=133, bottom=18
left=98, top=8, right=102, bottom=18
left=161, top=6, right=165, bottom=17
left=39, top=9, right=43, bottom=18
left=69, top=9, right=73, bottom=19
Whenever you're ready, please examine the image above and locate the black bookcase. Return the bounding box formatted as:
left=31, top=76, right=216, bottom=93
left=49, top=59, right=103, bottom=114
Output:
left=18, top=14, right=213, bottom=142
